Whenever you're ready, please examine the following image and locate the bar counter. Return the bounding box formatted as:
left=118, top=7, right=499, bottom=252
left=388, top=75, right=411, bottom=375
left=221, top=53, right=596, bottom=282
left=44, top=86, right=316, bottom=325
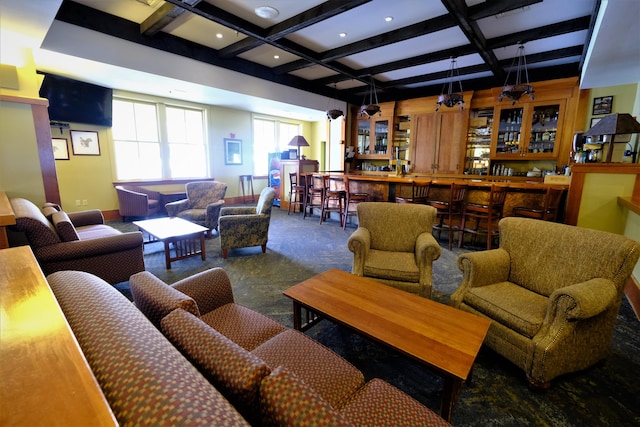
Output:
left=340, top=173, right=569, bottom=219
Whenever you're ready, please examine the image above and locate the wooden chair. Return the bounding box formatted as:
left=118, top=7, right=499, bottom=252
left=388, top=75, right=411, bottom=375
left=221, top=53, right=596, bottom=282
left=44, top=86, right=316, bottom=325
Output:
left=342, top=176, right=369, bottom=229
left=513, top=186, right=564, bottom=222
left=395, top=180, right=431, bottom=204
left=428, top=182, right=468, bottom=250
left=304, top=174, right=324, bottom=220
left=458, top=184, right=507, bottom=250
left=287, top=172, right=306, bottom=215
left=320, top=175, right=346, bottom=226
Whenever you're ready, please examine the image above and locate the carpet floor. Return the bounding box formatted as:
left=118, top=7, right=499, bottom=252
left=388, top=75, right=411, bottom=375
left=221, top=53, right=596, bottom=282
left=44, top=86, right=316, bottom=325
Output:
left=111, top=206, right=640, bottom=427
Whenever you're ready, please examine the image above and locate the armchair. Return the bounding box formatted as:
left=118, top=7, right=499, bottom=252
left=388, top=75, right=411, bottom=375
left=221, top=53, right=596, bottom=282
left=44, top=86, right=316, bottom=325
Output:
left=347, top=202, right=441, bottom=298
left=219, top=187, right=276, bottom=259
left=165, top=181, right=227, bottom=236
left=115, top=185, right=161, bottom=221
left=451, top=217, right=640, bottom=388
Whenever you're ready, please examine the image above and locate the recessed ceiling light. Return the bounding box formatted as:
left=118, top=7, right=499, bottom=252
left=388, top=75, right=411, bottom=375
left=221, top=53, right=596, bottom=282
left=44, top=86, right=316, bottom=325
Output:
left=274, top=55, right=280, bottom=59
left=385, top=16, right=393, bottom=22
left=216, top=33, right=223, bottom=39
left=339, top=32, right=347, bottom=38
left=255, top=6, right=279, bottom=19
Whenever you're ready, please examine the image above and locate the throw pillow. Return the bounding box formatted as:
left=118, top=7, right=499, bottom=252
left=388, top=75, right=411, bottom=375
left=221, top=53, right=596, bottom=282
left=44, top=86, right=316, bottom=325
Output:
left=52, top=211, right=79, bottom=242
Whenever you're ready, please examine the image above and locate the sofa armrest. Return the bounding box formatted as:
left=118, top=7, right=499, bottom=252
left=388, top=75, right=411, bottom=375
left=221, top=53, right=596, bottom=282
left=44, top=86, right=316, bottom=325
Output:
left=221, top=206, right=256, bottom=216
left=172, top=268, right=236, bottom=315
left=35, top=232, right=143, bottom=261
left=68, top=209, right=105, bottom=227
left=347, top=227, right=371, bottom=276
left=415, top=232, right=441, bottom=266
left=548, top=278, right=618, bottom=321
left=165, top=199, right=189, bottom=216
left=451, top=249, right=511, bottom=307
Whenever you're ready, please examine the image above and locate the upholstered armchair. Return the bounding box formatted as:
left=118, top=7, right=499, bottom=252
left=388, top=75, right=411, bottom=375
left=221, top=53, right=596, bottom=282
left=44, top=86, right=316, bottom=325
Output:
left=451, top=217, right=640, bottom=388
left=115, top=185, right=161, bottom=221
left=347, top=202, right=441, bottom=298
left=218, top=187, right=276, bottom=259
left=165, top=181, right=227, bottom=236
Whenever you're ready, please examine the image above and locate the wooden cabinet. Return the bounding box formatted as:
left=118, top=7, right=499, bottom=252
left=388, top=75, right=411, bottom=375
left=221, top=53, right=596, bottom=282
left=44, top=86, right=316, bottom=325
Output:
left=491, top=100, right=566, bottom=160
left=411, top=110, right=467, bottom=174
left=464, top=108, right=494, bottom=175
left=351, top=102, right=396, bottom=172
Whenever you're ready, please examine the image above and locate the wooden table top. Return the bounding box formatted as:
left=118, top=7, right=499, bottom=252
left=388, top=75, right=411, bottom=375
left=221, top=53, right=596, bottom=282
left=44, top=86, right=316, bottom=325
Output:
left=283, top=269, right=490, bottom=381
left=133, top=216, right=208, bottom=239
left=0, top=246, right=117, bottom=426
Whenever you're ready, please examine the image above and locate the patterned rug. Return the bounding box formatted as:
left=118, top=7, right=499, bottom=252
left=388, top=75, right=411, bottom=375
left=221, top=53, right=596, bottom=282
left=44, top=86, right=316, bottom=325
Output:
left=111, top=206, right=640, bottom=427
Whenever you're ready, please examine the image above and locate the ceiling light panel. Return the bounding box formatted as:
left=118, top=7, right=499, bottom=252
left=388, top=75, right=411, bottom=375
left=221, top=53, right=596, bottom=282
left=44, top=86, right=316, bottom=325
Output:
left=165, top=13, right=245, bottom=49
left=285, top=0, right=448, bottom=52
left=376, top=53, right=485, bottom=82
left=237, top=44, right=299, bottom=67
left=288, top=65, right=339, bottom=81
left=493, top=31, right=589, bottom=61
left=338, top=27, right=468, bottom=70
left=73, top=0, right=158, bottom=23
left=207, top=0, right=324, bottom=27
left=476, top=0, right=596, bottom=39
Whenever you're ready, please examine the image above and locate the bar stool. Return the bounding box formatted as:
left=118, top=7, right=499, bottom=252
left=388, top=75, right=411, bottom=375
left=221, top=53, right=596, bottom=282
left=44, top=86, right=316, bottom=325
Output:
left=239, top=175, right=254, bottom=204
left=342, top=176, right=369, bottom=229
left=287, top=172, right=306, bottom=215
left=513, top=186, right=564, bottom=222
left=428, top=182, right=468, bottom=250
left=458, top=184, right=507, bottom=250
left=395, top=180, right=431, bottom=204
left=320, top=175, right=346, bottom=226
left=304, top=174, right=324, bottom=220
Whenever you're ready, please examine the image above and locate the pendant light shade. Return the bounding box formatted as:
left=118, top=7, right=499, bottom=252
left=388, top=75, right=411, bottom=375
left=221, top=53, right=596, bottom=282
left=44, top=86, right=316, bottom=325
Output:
left=436, top=57, right=464, bottom=111
left=358, top=76, right=382, bottom=119
left=326, top=83, right=344, bottom=120
left=498, top=44, right=535, bottom=104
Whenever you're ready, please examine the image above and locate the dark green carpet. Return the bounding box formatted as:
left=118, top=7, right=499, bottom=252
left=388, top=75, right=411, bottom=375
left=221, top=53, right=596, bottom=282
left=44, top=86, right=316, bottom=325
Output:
left=111, top=207, right=640, bottom=427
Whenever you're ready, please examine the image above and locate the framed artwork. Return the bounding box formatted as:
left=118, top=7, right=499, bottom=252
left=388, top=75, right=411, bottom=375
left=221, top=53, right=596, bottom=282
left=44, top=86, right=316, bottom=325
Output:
left=70, top=130, right=100, bottom=156
left=224, top=138, right=242, bottom=165
left=52, top=138, right=69, bottom=160
left=592, top=96, right=613, bottom=115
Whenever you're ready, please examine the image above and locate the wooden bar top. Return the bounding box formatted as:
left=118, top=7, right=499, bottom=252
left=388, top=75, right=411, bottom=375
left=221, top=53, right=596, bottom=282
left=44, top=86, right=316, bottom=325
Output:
left=0, top=246, right=117, bottom=426
left=345, top=173, right=567, bottom=189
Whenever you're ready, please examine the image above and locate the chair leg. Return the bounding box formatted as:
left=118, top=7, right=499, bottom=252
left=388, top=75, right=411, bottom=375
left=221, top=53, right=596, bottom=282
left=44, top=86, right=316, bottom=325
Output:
left=261, top=243, right=267, bottom=253
left=222, top=248, right=228, bottom=259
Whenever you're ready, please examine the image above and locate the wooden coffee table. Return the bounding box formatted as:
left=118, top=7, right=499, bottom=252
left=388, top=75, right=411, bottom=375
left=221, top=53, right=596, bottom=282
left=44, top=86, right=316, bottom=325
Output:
left=283, top=268, right=490, bottom=422
left=133, top=217, right=208, bottom=269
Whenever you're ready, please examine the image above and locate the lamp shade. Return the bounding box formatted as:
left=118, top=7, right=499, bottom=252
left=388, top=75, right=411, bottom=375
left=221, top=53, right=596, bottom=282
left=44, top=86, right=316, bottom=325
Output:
left=288, top=135, right=310, bottom=148
left=583, top=113, right=640, bottom=136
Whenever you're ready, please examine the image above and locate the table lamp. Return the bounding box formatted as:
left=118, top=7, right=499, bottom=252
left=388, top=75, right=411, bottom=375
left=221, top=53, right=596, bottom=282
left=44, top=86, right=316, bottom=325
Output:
left=288, top=135, right=310, bottom=160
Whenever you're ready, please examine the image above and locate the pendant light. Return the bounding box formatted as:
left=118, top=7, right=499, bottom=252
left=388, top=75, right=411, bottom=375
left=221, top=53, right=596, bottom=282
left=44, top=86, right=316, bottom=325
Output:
left=326, top=83, right=344, bottom=120
left=436, top=57, right=464, bottom=112
left=498, top=43, right=535, bottom=104
left=358, top=76, right=381, bottom=119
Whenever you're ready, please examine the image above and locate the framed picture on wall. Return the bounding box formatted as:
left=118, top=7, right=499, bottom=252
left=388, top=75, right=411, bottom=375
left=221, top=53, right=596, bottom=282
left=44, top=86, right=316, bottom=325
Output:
left=592, top=96, right=613, bottom=115
left=52, top=138, right=69, bottom=160
left=70, top=130, right=100, bottom=156
left=224, top=138, right=242, bottom=165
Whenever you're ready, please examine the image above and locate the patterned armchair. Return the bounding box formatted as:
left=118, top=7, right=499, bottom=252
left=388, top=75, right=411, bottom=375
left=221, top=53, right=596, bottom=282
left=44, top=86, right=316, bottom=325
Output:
left=347, top=202, right=441, bottom=298
left=115, top=185, right=161, bottom=221
left=451, top=217, right=640, bottom=388
left=165, top=181, right=227, bottom=236
left=219, top=187, right=276, bottom=259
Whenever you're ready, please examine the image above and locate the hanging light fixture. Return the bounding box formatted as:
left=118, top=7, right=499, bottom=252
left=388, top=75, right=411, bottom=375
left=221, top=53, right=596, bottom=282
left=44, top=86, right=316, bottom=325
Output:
left=358, top=76, right=381, bottom=119
left=498, top=43, right=535, bottom=104
left=326, top=83, right=344, bottom=120
left=436, top=57, right=464, bottom=112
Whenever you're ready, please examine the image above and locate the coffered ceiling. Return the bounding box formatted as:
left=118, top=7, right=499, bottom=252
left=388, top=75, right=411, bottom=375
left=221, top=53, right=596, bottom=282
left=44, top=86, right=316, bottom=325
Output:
left=54, top=0, right=600, bottom=104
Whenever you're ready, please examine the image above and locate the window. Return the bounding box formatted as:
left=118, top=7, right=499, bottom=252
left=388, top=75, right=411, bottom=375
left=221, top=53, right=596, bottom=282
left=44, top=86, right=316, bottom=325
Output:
left=253, top=117, right=301, bottom=176
left=112, top=98, right=208, bottom=180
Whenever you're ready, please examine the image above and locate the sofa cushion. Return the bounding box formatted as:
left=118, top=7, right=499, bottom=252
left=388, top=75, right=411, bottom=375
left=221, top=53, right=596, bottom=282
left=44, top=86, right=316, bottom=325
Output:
left=463, top=281, right=548, bottom=338
left=52, top=211, right=80, bottom=242
left=9, top=198, right=60, bottom=247
left=130, top=271, right=200, bottom=328
left=339, top=379, right=451, bottom=427
left=364, top=249, right=419, bottom=282
left=259, top=366, right=352, bottom=427
left=199, top=303, right=286, bottom=351
left=161, top=309, right=270, bottom=424
left=75, top=224, right=122, bottom=240
left=47, top=270, right=249, bottom=426
left=252, top=329, right=364, bottom=409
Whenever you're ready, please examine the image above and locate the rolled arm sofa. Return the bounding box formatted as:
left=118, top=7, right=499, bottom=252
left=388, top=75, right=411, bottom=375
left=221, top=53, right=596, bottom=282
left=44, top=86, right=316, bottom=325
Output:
left=451, top=217, right=640, bottom=388
left=130, top=268, right=451, bottom=426
left=9, top=198, right=144, bottom=284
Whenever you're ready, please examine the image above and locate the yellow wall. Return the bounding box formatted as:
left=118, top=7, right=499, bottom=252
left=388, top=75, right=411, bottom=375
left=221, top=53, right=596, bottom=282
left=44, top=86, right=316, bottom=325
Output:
left=577, top=172, right=636, bottom=234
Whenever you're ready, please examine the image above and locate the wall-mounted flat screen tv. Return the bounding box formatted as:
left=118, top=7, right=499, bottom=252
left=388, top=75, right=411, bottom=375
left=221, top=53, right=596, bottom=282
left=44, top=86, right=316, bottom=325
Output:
left=38, top=72, right=113, bottom=127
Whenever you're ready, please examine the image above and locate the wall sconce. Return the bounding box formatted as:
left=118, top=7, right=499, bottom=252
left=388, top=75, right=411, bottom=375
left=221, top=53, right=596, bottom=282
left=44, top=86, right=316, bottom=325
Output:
left=436, top=57, right=464, bottom=112
left=498, top=44, right=535, bottom=104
